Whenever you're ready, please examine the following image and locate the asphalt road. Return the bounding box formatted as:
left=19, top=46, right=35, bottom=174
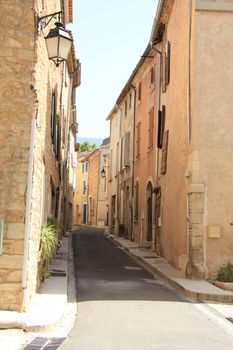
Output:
left=61, top=226, right=233, bottom=350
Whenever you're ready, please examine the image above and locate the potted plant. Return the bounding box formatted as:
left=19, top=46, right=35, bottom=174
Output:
left=215, top=262, right=233, bottom=292
left=39, top=218, right=59, bottom=281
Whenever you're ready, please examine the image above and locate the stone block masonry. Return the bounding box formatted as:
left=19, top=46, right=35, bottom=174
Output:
left=0, top=0, right=66, bottom=311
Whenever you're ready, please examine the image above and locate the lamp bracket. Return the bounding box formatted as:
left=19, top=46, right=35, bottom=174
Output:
left=38, top=11, right=62, bottom=31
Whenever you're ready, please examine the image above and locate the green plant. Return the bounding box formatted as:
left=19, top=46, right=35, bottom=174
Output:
left=217, top=262, right=233, bottom=282
left=40, top=219, right=58, bottom=280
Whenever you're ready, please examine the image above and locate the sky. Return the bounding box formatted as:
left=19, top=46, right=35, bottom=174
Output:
left=70, top=0, right=158, bottom=139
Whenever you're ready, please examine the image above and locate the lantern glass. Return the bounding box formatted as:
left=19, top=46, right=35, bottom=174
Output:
left=45, top=22, right=72, bottom=66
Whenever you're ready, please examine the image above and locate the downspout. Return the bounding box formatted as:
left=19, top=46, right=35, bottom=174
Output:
left=186, top=0, right=192, bottom=268
left=187, top=0, right=192, bottom=144
left=131, top=85, right=136, bottom=240
left=22, top=114, right=37, bottom=290
left=151, top=46, right=162, bottom=185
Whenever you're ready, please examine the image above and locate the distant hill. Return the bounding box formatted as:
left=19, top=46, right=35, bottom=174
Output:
left=77, top=137, right=103, bottom=146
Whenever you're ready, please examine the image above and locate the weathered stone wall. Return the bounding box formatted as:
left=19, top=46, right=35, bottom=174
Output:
left=192, top=6, right=233, bottom=277
left=157, top=0, right=190, bottom=272
left=24, top=0, right=67, bottom=305
left=0, top=0, right=35, bottom=311
left=0, top=0, right=71, bottom=311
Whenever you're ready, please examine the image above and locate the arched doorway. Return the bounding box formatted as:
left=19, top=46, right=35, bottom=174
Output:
left=146, top=182, right=153, bottom=241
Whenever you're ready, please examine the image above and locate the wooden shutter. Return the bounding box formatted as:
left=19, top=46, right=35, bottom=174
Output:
left=148, top=107, right=154, bottom=148
left=162, top=50, right=166, bottom=93
left=157, top=105, right=166, bottom=149
left=51, top=92, right=56, bottom=138
left=161, top=130, right=169, bottom=175
left=124, top=132, right=130, bottom=166
left=136, top=122, right=141, bottom=158
left=166, top=41, right=171, bottom=86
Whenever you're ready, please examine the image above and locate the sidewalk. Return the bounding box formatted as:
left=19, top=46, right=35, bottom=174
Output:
left=0, top=232, right=76, bottom=349
left=106, top=233, right=233, bottom=304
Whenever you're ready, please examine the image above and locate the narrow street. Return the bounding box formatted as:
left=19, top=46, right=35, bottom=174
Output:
left=61, top=227, right=233, bottom=350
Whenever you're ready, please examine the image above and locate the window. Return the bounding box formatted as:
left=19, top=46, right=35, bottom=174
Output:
left=136, top=122, right=141, bottom=158
left=157, top=105, right=166, bottom=149
left=150, top=66, right=155, bottom=85
left=83, top=181, right=86, bottom=195
left=148, top=107, right=154, bottom=149
left=138, top=82, right=142, bottom=101
left=166, top=41, right=171, bottom=86
left=51, top=92, right=60, bottom=159
left=85, top=162, right=88, bottom=172
left=116, top=142, right=119, bottom=176
left=124, top=132, right=130, bottom=167
left=161, top=130, right=169, bottom=175
left=110, top=149, right=113, bottom=180
left=162, top=41, right=171, bottom=92
left=135, top=181, right=139, bottom=221
left=82, top=163, right=85, bottom=173
left=124, top=100, right=127, bottom=117
left=120, top=137, right=124, bottom=170
left=129, top=93, right=132, bottom=109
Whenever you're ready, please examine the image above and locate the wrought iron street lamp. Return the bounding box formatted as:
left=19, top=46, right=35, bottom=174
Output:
left=37, top=11, right=73, bottom=67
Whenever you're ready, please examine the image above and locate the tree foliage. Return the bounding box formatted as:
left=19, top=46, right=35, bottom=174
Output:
left=79, top=140, right=97, bottom=152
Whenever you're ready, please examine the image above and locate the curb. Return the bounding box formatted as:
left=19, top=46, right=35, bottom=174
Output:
left=107, top=234, right=233, bottom=304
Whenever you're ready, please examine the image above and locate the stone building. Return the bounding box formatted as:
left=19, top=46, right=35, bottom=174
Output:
left=87, top=149, right=100, bottom=226
left=73, top=152, right=91, bottom=225
left=132, top=47, right=158, bottom=248
left=150, top=0, right=233, bottom=278
left=107, top=47, right=158, bottom=245
left=98, top=138, right=110, bottom=227
left=0, top=0, right=79, bottom=311
left=107, top=107, right=121, bottom=235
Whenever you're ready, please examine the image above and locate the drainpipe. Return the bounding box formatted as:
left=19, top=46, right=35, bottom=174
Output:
left=22, top=114, right=37, bottom=289
left=187, top=0, right=192, bottom=144
left=130, top=85, right=136, bottom=240
left=151, top=46, right=162, bottom=185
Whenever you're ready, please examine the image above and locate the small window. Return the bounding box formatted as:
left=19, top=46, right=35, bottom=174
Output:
left=148, top=107, right=154, bottom=149
left=85, top=162, right=88, bottom=172
left=129, top=93, right=132, bottom=109
left=82, top=163, right=85, bottom=173
left=138, top=82, right=142, bottom=101
left=157, top=105, right=166, bottom=149
left=83, top=181, right=86, bottom=195
left=150, top=66, right=155, bottom=85
left=136, top=122, right=141, bottom=158
left=124, top=100, right=127, bottom=116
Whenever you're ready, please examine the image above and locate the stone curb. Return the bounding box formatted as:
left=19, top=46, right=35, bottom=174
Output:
left=107, top=234, right=233, bottom=304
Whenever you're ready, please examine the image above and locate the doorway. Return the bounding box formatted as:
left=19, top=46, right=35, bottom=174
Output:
left=111, top=195, right=116, bottom=234
left=146, top=182, right=153, bottom=241
left=83, top=204, right=87, bottom=223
